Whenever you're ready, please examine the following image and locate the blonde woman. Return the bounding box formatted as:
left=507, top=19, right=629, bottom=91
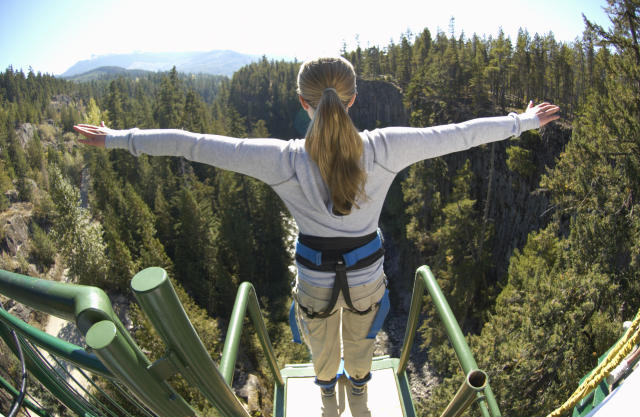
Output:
left=75, top=56, right=560, bottom=399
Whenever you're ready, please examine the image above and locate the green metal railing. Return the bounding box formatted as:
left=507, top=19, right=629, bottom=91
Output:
left=0, top=267, right=286, bottom=417
left=129, top=267, right=282, bottom=417
left=398, top=265, right=502, bottom=417
left=1, top=263, right=503, bottom=417
left=0, top=268, right=195, bottom=416
left=219, top=281, right=284, bottom=388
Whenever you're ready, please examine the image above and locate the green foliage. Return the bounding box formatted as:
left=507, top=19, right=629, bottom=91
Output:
left=88, top=150, right=172, bottom=289
left=227, top=58, right=301, bottom=138
left=414, top=161, right=494, bottom=375
left=0, top=160, right=12, bottom=210
left=29, top=222, right=56, bottom=270
left=84, top=97, right=104, bottom=125
left=420, top=3, right=640, bottom=415
left=2, top=8, right=638, bottom=415
left=105, top=78, right=128, bottom=129
left=155, top=67, right=184, bottom=129
left=49, top=165, right=109, bottom=286
left=506, top=145, right=535, bottom=179
left=60, top=104, right=81, bottom=132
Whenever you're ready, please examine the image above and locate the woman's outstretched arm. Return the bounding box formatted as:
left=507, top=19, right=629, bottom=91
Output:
left=369, top=101, right=560, bottom=174
left=73, top=124, right=296, bottom=186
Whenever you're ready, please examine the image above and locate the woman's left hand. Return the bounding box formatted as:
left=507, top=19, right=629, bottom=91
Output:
left=73, top=121, right=108, bottom=148
left=525, top=101, right=561, bottom=127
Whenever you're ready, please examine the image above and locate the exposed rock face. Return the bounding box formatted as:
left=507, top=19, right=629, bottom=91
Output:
left=351, top=79, right=408, bottom=130
left=235, top=373, right=265, bottom=414
left=374, top=103, right=571, bottom=403
left=1, top=203, right=32, bottom=258
left=428, top=122, right=570, bottom=280
left=15, top=123, right=36, bottom=148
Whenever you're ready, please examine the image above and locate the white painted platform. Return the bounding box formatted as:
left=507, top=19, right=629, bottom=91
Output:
left=285, top=367, right=405, bottom=417
left=585, top=364, right=640, bottom=417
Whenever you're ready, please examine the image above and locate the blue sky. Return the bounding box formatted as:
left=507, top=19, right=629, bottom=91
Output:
left=1, top=0, right=612, bottom=75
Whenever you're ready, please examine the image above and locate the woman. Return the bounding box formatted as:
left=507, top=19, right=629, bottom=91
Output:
left=74, top=56, right=560, bottom=399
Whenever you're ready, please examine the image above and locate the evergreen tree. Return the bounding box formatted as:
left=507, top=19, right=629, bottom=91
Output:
left=49, top=166, right=109, bottom=286
left=155, top=66, right=184, bottom=129
left=423, top=3, right=640, bottom=415
left=105, top=78, right=127, bottom=129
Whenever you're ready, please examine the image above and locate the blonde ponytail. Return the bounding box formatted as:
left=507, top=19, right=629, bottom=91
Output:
left=297, top=57, right=366, bottom=215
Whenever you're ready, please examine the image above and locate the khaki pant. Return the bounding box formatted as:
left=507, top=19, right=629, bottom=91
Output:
left=293, top=274, right=386, bottom=382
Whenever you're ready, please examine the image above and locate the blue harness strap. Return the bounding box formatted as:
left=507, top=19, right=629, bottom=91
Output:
left=289, top=289, right=390, bottom=344
left=295, top=240, right=323, bottom=266
left=289, top=300, right=302, bottom=344
left=290, top=229, right=388, bottom=341
left=366, top=289, right=390, bottom=339
left=342, top=230, right=383, bottom=267
left=295, top=231, right=383, bottom=268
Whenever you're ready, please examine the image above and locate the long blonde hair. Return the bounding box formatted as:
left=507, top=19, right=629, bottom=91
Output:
left=297, top=57, right=366, bottom=215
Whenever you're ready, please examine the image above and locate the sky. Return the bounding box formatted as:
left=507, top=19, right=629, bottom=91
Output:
left=0, top=0, right=612, bottom=76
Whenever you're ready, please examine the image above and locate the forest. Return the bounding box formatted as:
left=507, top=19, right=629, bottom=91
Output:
left=0, top=1, right=639, bottom=416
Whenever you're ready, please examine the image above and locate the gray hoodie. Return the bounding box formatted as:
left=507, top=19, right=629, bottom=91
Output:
left=106, top=112, right=539, bottom=287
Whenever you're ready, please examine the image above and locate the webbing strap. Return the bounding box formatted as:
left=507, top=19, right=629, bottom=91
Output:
left=366, top=289, right=390, bottom=339
left=295, top=232, right=383, bottom=268
left=294, top=230, right=384, bottom=318
left=295, top=240, right=323, bottom=266
left=343, top=230, right=383, bottom=267
left=289, top=300, right=302, bottom=344
left=289, top=289, right=390, bottom=344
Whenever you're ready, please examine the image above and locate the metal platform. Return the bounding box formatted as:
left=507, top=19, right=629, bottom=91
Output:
left=274, top=356, right=415, bottom=417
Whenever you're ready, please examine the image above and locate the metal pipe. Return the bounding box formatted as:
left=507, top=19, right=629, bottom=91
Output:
left=420, top=266, right=479, bottom=374
left=397, top=266, right=502, bottom=417
left=0, top=306, right=111, bottom=377
left=440, top=369, right=488, bottom=417
left=246, top=283, right=285, bottom=387
left=85, top=319, right=196, bottom=417
left=220, top=282, right=250, bottom=385
left=131, top=267, right=251, bottom=417
left=220, top=281, right=284, bottom=387
left=0, top=374, right=54, bottom=417
left=0, top=268, right=146, bottom=368
left=0, top=321, right=97, bottom=416
left=6, top=315, right=28, bottom=417
left=397, top=265, right=427, bottom=376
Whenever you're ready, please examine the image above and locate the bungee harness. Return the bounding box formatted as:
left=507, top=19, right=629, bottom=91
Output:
left=289, top=229, right=390, bottom=344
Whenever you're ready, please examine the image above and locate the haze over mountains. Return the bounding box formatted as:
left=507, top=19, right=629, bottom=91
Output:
left=61, top=49, right=260, bottom=77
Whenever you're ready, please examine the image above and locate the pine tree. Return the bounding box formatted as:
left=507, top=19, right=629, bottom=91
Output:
left=49, top=166, right=109, bottom=286
left=155, top=66, right=184, bottom=129
left=106, top=79, right=127, bottom=129
left=422, top=3, right=640, bottom=415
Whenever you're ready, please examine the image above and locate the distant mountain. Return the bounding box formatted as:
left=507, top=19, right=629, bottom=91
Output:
left=61, top=50, right=260, bottom=77
left=64, top=66, right=155, bottom=82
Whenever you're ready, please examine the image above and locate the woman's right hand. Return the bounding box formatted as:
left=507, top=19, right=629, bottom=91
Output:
left=73, top=121, right=108, bottom=148
left=525, top=101, right=561, bottom=127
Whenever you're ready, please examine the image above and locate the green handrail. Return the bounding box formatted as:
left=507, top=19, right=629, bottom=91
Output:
left=0, top=269, right=196, bottom=417
left=0, top=321, right=99, bottom=416
left=219, top=281, right=284, bottom=388
left=0, top=306, right=111, bottom=378
left=0, top=361, right=55, bottom=417
left=397, top=265, right=502, bottom=417
left=130, top=267, right=251, bottom=417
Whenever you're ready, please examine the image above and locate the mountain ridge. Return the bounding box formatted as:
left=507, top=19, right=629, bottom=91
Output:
left=61, top=50, right=261, bottom=77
